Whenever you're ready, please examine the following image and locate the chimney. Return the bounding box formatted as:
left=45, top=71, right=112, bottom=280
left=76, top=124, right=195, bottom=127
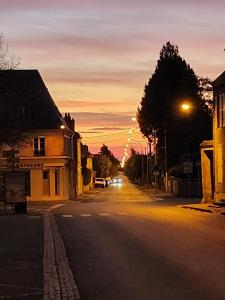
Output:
left=64, top=113, right=75, bottom=131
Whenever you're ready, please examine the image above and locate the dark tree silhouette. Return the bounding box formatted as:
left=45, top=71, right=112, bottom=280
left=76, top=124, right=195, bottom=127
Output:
left=137, top=41, right=212, bottom=169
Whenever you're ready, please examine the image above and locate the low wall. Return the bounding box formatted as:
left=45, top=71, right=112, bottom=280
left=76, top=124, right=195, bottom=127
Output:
left=169, top=178, right=202, bottom=197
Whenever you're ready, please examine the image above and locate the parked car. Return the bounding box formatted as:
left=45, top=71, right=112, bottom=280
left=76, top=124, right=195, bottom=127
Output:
left=95, top=178, right=106, bottom=188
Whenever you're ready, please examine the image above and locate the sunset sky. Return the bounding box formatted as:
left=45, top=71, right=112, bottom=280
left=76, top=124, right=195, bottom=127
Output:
left=1, top=0, right=225, bottom=159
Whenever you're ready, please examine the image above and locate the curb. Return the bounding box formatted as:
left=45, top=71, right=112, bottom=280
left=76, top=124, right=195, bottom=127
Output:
left=43, top=212, right=81, bottom=300
left=180, top=205, right=214, bottom=214
left=180, top=205, right=225, bottom=215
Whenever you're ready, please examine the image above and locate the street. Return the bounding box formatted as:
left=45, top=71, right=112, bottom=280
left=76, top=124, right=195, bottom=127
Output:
left=53, top=174, right=225, bottom=300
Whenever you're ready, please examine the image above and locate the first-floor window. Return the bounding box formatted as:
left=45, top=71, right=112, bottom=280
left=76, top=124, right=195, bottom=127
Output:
left=217, top=93, right=225, bottom=128
left=34, top=137, right=46, bottom=156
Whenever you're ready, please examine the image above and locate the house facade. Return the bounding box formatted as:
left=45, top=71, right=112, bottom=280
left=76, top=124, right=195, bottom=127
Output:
left=201, top=71, right=225, bottom=203
left=0, top=70, right=82, bottom=201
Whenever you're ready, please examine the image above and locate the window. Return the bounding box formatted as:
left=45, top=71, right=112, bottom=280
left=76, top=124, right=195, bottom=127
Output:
left=34, top=137, right=46, bottom=156
left=43, top=170, right=50, bottom=196
left=43, top=170, right=49, bottom=180
left=55, top=169, right=60, bottom=195
left=217, top=93, right=225, bottom=128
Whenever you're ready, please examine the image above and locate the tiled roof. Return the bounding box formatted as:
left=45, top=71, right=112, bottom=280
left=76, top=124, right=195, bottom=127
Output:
left=0, top=70, right=65, bottom=130
left=213, top=71, right=225, bottom=87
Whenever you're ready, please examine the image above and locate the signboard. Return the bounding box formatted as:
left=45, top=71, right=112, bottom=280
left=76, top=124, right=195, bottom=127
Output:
left=0, top=160, right=43, bottom=169
left=5, top=173, right=26, bottom=203
left=183, top=162, right=193, bottom=174
left=7, top=157, right=20, bottom=164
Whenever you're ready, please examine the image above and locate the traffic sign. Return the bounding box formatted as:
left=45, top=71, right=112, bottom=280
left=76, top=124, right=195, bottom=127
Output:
left=153, top=164, right=160, bottom=171
left=153, top=171, right=160, bottom=176
left=183, top=161, right=193, bottom=174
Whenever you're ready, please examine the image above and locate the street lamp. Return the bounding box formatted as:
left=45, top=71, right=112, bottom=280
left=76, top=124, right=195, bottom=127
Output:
left=180, top=101, right=193, bottom=114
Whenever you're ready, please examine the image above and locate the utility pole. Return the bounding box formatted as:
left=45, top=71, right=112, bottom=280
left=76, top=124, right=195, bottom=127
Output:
left=164, top=127, right=168, bottom=192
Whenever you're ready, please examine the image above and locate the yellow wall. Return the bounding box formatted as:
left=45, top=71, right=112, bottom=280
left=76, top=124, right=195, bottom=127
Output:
left=20, top=130, right=66, bottom=157
left=201, top=146, right=213, bottom=203
left=76, top=139, right=83, bottom=196
left=0, top=129, right=81, bottom=201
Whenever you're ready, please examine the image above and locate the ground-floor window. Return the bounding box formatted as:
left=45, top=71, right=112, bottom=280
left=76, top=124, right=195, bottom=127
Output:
left=43, top=170, right=50, bottom=196
left=55, top=169, right=60, bottom=195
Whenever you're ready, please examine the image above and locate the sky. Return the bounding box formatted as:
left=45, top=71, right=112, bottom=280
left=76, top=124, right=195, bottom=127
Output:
left=1, top=0, right=225, bottom=160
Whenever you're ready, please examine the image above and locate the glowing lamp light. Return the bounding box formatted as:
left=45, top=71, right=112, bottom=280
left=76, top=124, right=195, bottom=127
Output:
left=131, top=117, right=136, bottom=122
left=60, top=124, right=66, bottom=129
left=180, top=102, right=192, bottom=113
left=128, top=137, right=131, bottom=142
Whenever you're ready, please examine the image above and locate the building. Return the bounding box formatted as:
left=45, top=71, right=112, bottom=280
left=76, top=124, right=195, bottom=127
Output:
left=0, top=70, right=82, bottom=201
left=201, top=71, right=225, bottom=203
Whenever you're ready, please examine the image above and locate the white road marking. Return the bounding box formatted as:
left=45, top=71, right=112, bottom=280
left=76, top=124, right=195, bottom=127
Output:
left=62, top=214, right=73, bottom=218
left=47, top=203, right=67, bottom=212
left=80, top=214, right=91, bottom=217
left=98, top=213, right=110, bottom=216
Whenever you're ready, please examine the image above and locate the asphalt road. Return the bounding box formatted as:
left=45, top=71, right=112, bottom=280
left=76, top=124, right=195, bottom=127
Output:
left=54, top=174, right=225, bottom=300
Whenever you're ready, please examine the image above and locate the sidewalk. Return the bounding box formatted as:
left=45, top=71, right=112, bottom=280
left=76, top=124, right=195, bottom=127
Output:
left=138, top=185, right=200, bottom=205
left=0, top=200, right=70, bottom=300
left=138, top=185, right=225, bottom=215
left=0, top=213, right=43, bottom=299
left=77, top=188, right=100, bottom=202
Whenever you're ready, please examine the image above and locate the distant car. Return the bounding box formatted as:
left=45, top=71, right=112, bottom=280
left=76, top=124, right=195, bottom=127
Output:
left=95, top=178, right=106, bottom=188
left=112, top=178, right=122, bottom=184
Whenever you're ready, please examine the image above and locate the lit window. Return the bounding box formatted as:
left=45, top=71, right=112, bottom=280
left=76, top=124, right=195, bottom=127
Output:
left=34, top=137, right=46, bottom=156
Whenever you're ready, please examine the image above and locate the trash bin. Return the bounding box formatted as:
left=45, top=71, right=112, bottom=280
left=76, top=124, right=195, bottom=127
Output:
left=14, top=202, right=27, bottom=214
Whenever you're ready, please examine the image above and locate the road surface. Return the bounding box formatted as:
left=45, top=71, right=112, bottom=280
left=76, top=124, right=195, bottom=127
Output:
left=54, top=174, right=225, bottom=300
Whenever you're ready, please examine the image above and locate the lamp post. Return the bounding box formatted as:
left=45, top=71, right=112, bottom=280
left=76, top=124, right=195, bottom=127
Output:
left=131, top=117, right=158, bottom=187
left=163, top=102, right=192, bottom=192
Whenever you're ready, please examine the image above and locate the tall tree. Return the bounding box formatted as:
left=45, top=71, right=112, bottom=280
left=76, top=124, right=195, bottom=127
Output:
left=137, top=41, right=212, bottom=169
left=0, top=34, right=20, bottom=70
left=198, top=76, right=213, bottom=114
left=100, top=144, right=120, bottom=175
left=93, top=154, right=112, bottom=178
left=124, top=148, right=145, bottom=183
